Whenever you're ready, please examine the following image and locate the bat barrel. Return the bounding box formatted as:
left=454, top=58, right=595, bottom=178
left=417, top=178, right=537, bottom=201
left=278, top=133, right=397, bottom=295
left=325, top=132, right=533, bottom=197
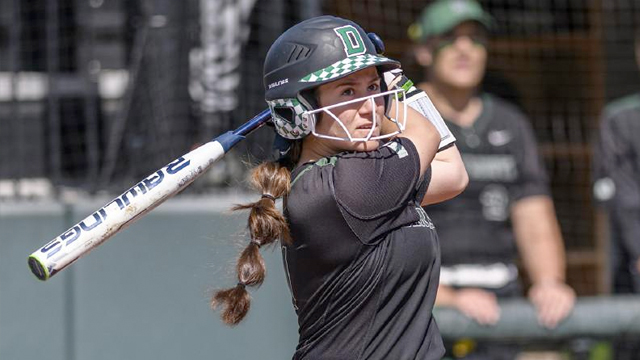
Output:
left=27, top=142, right=226, bottom=281
left=27, top=109, right=272, bottom=281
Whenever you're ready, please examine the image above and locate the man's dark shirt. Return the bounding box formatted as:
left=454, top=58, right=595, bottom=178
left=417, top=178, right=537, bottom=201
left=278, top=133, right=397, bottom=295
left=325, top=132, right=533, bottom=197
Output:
left=593, top=93, right=640, bottom=291
left=427, top=94, right=550, bottom=266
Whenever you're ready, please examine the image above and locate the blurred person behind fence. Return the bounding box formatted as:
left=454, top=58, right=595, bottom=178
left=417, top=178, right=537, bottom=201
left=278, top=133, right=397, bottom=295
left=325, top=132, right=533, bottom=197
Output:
left=592, top=20, right=640, bottom=360
left=408, top=0, right=575, bottom=358
left=593, top=22, right=640, bottom=295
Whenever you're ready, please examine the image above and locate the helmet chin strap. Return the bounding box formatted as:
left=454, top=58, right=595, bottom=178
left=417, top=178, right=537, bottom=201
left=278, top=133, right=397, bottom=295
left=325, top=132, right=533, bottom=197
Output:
left=305, top=88, right=407, bottom=142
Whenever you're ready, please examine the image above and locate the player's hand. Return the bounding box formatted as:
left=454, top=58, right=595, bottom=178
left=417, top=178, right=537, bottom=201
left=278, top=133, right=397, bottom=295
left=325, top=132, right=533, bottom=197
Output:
left=453, top=288, right=501, bottom=326
left=528, top=281, right=575, bottom=329
left=383, top=68, right=406, bottom=89
left=383, top=69, right=416, bottom=99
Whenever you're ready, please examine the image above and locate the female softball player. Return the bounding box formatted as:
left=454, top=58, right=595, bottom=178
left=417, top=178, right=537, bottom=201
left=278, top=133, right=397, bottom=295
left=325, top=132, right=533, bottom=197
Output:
left=212, top=15, right=468, bottom=360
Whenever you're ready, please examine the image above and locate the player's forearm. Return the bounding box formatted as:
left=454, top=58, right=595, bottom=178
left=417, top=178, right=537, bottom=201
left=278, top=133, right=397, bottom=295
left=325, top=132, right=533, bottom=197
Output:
left=523, top=237, right=566, bottom=285
left=512, top=196, right=567, bottom=284
left=435, top=284, right=458, bottom=306
left=383, top=69, right=455, bottom=152
left=388, top=103, right=439, bottom=174
left=422, top=145, right=468, bottom=205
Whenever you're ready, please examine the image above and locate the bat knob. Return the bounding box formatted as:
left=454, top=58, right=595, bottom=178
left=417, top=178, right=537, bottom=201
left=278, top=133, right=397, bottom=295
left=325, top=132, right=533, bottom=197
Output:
left=368, top=32, right=385, bottom=54
left=28, top=255, right=49, bottom=281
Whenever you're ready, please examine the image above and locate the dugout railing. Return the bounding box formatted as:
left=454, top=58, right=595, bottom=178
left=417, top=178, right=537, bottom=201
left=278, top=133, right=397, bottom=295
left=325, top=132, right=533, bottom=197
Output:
left=435, top=296, right=640, bottom=359
left=436, top=296, right=640, bottom=340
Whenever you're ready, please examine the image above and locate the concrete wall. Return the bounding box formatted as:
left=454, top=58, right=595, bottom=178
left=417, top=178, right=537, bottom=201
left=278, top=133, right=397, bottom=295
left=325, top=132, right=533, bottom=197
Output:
left=0, top=196, right=298, bottom=360
left=5, top=195, right=637, bottom=360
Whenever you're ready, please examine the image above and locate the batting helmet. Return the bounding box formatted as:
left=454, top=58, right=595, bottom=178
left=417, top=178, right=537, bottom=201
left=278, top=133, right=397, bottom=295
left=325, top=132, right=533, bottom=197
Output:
left=264, top=15, right=401, bottom=140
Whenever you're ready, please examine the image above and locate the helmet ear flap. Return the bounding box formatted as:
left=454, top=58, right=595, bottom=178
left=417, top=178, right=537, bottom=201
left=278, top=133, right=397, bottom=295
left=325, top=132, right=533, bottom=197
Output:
left=297, top=91, right=318, bottom=134
left=268, top=97, right=313, bottom=140
left=272, top=106, right=295, bottom=123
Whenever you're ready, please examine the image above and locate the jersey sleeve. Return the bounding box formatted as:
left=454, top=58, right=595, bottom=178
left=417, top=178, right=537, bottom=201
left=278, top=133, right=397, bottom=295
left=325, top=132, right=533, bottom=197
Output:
left=510, top=117, right=551, bottom=202
left=332, top=137, right=423, bottom=244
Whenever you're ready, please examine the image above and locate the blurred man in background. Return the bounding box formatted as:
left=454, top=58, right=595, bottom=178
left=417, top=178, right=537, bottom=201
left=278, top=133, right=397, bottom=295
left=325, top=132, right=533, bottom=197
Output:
left=593, top=29, right=640, bottom=295
left=592, top=22, right=640, bottom=360
left=409, top=0, right=575, bottom=358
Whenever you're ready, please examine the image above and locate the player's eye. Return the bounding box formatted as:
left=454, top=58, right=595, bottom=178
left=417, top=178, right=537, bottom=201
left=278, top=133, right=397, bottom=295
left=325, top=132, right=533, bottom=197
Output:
left=341, top=88, right=355, bottom=96
left=438, top=31, right=456, bottom=47
left=469, top=33, right=488, bottom=46
left=437, top=31, right=487, bottom=50
left=368, top=82, right=380, bottom=92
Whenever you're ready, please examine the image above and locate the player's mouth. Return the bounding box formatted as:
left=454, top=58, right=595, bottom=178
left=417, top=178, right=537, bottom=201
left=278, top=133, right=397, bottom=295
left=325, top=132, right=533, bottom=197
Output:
left=355, top=124, right=379, bottom=134
left=356, top=123, right=376, bottom=130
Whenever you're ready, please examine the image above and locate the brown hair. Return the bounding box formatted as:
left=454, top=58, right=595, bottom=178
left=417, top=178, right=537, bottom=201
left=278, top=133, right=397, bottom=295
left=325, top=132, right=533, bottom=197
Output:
left=211, top=142, right=301, bottom=325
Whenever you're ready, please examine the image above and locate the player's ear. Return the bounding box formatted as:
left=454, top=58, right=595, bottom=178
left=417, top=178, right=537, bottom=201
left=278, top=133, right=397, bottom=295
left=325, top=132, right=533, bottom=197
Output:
left=414, top=44, right=433, bottom=68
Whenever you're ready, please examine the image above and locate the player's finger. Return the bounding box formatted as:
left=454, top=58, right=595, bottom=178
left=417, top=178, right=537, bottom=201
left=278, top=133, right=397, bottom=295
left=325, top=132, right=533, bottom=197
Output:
left=477, top=305, right=500, bottom=326
left=536, top=292, right=574, bottom=329
left=459, top=297, right=500, bottom=325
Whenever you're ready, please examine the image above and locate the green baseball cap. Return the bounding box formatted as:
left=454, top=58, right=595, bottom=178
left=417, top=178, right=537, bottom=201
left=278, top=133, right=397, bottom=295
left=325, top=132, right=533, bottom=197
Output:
left=408, top=0, right=494, bottom=42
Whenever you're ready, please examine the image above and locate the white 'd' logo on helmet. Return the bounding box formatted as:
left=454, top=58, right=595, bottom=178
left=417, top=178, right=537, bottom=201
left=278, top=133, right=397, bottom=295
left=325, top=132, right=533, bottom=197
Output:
left=334, top=25, right=367, bottom=57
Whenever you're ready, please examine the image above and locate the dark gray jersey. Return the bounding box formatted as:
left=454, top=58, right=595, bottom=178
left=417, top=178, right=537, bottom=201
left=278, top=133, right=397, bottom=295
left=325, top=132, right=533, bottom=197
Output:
left=283, top=137, right=444, bottom=360
left=593, top=93, right=640, bottom=261
left=427, top=94, right=550, bottom=266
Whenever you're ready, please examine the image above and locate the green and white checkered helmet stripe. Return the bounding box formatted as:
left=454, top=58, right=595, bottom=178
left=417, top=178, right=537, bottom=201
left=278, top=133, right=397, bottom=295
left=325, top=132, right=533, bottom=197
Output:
left=300, top=54, right=395, bottom=83
left=268, top=98, right=313, bottom=139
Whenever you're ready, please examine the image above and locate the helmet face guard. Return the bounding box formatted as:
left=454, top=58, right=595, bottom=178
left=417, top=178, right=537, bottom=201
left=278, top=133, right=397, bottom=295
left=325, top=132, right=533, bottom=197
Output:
left=263, top=16, right=403, bottom=141
left=267, top=87, right=407, bottom=142
left=305, top=88, right=407, bottom=142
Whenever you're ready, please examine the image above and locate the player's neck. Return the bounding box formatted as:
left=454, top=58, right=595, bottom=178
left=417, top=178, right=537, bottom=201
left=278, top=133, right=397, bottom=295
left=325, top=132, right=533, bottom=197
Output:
left=419, top=82, right=482, bottom=128
left=296, top=136, right=337, bottom=167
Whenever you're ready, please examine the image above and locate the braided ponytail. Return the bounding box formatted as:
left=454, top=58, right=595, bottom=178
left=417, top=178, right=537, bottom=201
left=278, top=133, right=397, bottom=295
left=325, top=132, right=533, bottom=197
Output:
left=212, top=146, right=300, bottom=325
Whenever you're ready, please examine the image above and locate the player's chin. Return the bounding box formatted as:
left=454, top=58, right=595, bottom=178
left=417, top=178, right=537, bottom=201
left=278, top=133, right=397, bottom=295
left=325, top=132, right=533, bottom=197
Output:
left=352, top=139, right=380, bottom=152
